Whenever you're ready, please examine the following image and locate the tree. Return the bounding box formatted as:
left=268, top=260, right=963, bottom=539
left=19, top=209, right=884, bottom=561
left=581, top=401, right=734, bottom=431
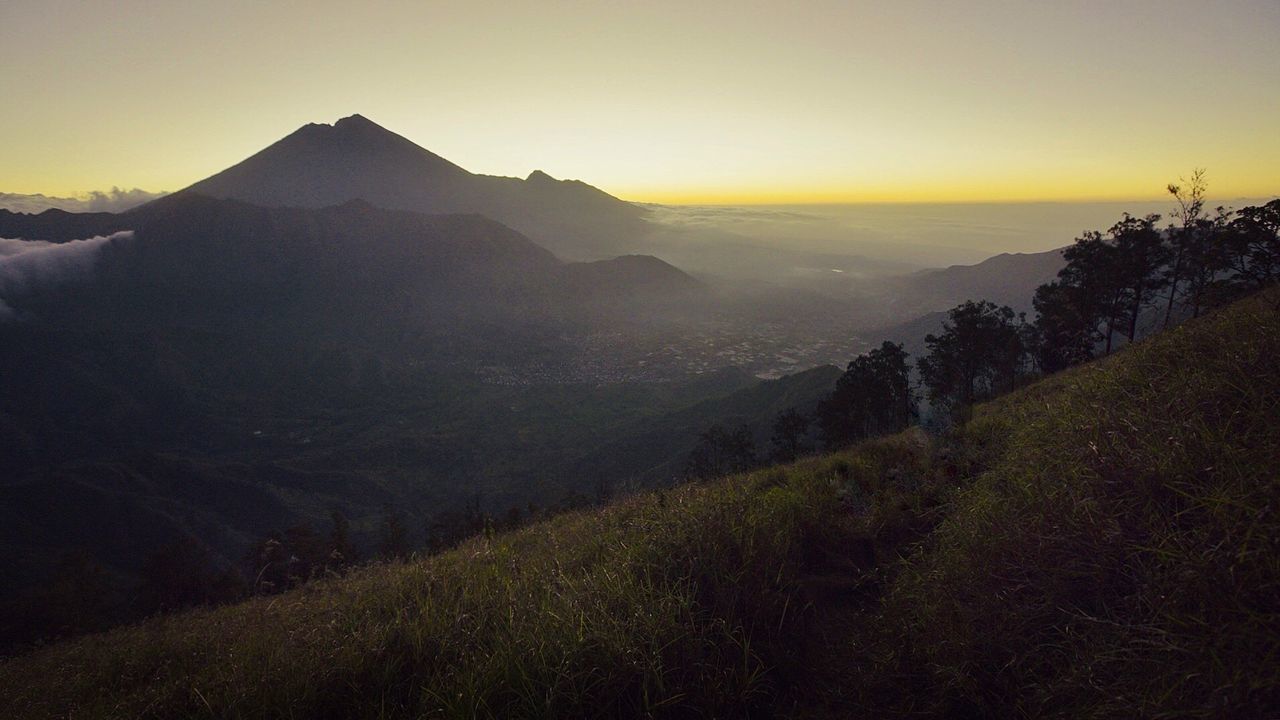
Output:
left=816, top=341, right=914, bottom=450
left=1031, top=281, right=1097, bottom=372
left=1164, top=169, right=1208, bottom=327
left=769, top=408, right=812, bottom=462
left=918, top=301, right=1026, bottom=414
left=1060, top=231, right=1126, bottom=353
left=1050, top=214, right=1168, bottom=354
left=1223, top=199, right=1280, bottom=291
left=1108, top=213, right=1170, bottom=342
left=1184, top=207, right=1233, bottom=313
left=685, top=424, right=756, bottom=481
left=1162, top=170, right=1238, bottom=321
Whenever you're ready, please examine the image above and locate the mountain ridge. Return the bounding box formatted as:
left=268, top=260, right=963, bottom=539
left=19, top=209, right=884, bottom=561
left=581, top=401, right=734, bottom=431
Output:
left=181, top=114, right=649, bottom=260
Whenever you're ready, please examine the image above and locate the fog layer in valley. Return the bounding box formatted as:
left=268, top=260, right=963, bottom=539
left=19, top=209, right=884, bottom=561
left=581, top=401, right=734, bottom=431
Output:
left=642, top=199, right=1261, bottom=273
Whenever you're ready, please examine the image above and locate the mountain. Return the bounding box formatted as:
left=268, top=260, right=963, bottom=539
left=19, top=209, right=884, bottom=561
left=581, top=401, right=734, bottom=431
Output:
left=560, top=254, right=702, bottom=296
left=872, top=309, right=948, bottom=358
left=5, top=287, right=1275, bottom=718
left=857, top=247, right=1066, bottom=328
left=0, top=193, right=861, bottom=378
left=3, top=193, right=567, bottom=351
left=0, top=208, right=131, bottom=241
left=182, top=114, right=650, bottom=260
left=1, top=193, right=703, bottom=338
left=907, top=247, right=1066, bottom=309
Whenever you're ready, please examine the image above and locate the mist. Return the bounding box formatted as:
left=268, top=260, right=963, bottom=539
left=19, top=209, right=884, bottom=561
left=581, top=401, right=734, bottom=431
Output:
left=642, top=199, right=1269, bottom=272
left=0, top=231, right=132, bottom=319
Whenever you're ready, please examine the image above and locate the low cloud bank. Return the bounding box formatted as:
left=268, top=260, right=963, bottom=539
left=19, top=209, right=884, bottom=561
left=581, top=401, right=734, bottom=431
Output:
left=643, top=201, right=1204, bottom=268
left=0, top=188, right=167, bottom=214
left=0, top=231, right=133, bottom=320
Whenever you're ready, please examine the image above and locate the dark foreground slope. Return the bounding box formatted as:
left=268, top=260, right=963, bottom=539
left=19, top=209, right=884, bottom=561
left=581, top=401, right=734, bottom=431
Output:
left=2, top=289, right=1277, bottom=718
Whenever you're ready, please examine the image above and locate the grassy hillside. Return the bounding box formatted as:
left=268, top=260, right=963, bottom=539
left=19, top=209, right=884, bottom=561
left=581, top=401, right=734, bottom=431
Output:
left=2, top=289, right=1277, bottom=718
left=876, top=287, right=1280, bottom=716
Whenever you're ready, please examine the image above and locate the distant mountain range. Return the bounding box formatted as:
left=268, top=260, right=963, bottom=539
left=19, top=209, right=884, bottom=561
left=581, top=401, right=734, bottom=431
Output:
left=184, top=114, right=649, bottom=260
left=902, top=248, right=1066, bottom=311
left=0, top=188, right=166, bottom=214
left=850, top=247, right=1065, bottom=331
left=0, top=191, right=711, bottom=371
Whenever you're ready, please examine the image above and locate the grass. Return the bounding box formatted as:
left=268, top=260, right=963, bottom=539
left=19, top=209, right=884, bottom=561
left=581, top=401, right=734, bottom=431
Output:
left=846, top=287, right=1280, bottom=717
left=2, top=288, right=1278, bottom=718
left=0, top=450, right=866, bottom=719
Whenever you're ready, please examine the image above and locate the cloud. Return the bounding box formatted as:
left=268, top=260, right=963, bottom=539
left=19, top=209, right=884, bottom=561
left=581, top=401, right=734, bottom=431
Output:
left=643, top=203, right=825, bottom=229
left=0, top=188, right=166, bottom=214
left=0, top=231, right=133, bottom=320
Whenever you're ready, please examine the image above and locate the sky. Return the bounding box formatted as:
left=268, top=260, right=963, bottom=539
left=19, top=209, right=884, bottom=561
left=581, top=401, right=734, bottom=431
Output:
left=2, top=1, right=1278, bottom=204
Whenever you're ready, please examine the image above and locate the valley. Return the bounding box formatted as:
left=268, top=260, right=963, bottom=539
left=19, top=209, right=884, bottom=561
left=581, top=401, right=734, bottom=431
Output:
left=0, top=117, right=1115, bottom=650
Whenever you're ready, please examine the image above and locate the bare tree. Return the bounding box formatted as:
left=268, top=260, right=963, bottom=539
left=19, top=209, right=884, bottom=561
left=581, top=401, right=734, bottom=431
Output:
left=1164, top=169, right=1207, bottom=327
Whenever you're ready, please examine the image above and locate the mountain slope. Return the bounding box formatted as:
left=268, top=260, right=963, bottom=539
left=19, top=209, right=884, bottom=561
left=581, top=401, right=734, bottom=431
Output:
left=0, top=208, right=131, bottom=241
left=4, top=287, right=1274, bottom=718
left=849, top=247, right=1067, bottom=352
left=183, top=114, right=649, bottom=260
left=862, top=247, right=1065, bottom=325
left=909, top=247, right=1066, bottom=303
left=1, top=193, right=715, bottom=343
left=4, top=193, right=565, bottom=341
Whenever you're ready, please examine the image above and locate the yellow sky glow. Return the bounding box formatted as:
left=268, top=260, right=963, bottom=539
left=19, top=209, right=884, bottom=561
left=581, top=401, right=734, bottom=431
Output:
left=1, top=1, right=1277, bottom=204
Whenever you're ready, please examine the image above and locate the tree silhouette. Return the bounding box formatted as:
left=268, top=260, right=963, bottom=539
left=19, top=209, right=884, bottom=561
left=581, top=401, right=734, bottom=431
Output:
left=1164, top=169, right=1208, bottom=327
left=918, top=301, right=1026, bottom=414
left=1031, top=281, right=1097, bottom=372
left=1224, top=199, right=1280, bottom=291
left=1108, top=213, right=1170, bottom=342
left=685, top=424, right=757, bottom=481
left=817, top=341, right=914, bottom=449
left=769, top=408, right=812, bottom=463
left=1060, top=231, right=1125, bottom=353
